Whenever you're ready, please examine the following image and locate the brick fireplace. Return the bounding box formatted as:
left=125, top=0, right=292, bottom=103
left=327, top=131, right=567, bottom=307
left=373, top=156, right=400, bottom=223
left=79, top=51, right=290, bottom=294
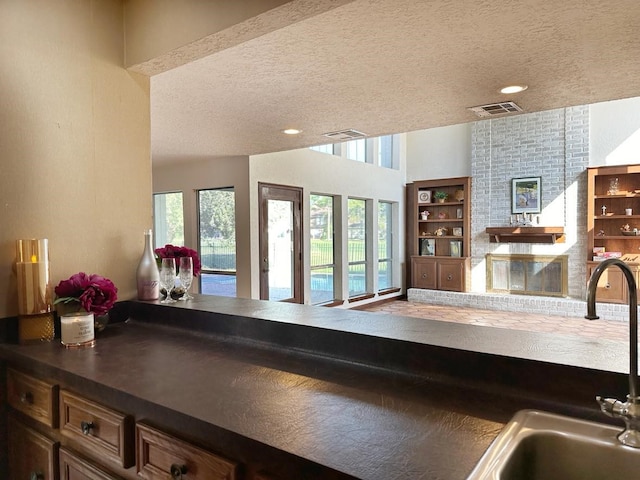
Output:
left=486, top=253, right=568, bottom=297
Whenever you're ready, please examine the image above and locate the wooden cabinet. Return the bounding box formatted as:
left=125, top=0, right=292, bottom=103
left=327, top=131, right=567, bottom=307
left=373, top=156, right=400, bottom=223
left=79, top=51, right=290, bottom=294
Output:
left=5, top=368, right=244, bottom=480
left=406, top=177, right=471, bottom=292
left=587, top=164, right=640, bottom=302
left=8, top=415, right=59, bottom=480
left=136, top=422, right=238, bottom=480
left=412, top=256, right=470, bottom=292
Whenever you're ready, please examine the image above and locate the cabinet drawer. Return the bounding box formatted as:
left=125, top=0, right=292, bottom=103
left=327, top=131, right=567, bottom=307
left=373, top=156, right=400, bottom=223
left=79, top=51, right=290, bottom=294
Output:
left=60, top=447, right=123, bottom=480
left=7, top=367, right=58, bottom=428
left=8, top=415, right=59, bottom=480
left=136, top=423, right=239, bottom=480
left=59, top=390, right=134, bottom=469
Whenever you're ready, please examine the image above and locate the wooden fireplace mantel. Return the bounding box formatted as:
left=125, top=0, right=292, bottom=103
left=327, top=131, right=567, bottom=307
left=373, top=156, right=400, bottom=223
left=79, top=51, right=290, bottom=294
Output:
left=485, top=226, right=565, bottom=244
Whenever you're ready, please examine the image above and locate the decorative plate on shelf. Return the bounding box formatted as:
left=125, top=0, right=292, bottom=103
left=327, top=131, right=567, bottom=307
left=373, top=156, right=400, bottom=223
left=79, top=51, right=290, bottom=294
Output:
left=418, top=190, right=432, bottom=203
left=621, top=230, right=640, bottom=236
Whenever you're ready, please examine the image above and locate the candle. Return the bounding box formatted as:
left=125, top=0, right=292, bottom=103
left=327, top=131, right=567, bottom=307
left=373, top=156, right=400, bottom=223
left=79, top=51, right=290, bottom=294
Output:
left=60, top=312, right=95, bottom=348
left=15, top=238, right=54, bottom=344
left=15, top=239, right=51, bottom=315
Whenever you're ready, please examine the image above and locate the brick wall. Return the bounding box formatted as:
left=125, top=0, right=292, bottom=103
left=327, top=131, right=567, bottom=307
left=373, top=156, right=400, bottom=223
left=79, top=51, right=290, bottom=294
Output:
left=470, top=106, right=589, bottom=299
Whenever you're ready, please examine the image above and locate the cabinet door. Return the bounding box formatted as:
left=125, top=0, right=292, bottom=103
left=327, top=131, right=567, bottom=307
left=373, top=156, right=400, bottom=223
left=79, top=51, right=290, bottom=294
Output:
left=588, top=263, right=627, bottom=304
left=437, top=260, right=464, bottom=292
left=59, top=447, right=122, bottom=480
left=136, top=423, right=238, bottom=480
left=8, top=415, right=59, bottom=480
left=411, top=258, right=436, bottom=289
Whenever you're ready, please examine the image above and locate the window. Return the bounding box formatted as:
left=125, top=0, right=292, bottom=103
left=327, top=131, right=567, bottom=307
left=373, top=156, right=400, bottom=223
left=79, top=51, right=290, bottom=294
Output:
left=378, top=201, right=393, bottom=290
left=310, top=194, right=335, bottom=304
left=153, top=192, right=184, bottom=248
left=344, top=138, right=366, bottom=162
left=309, top=135, right=398, bottom=169
left=378, top=135, right=394, bottom=168
left=348, top=198, right=367, bottom=297
left=198, top=188, right=236, bottom=297
left=310, top=144, right=335, bottom=155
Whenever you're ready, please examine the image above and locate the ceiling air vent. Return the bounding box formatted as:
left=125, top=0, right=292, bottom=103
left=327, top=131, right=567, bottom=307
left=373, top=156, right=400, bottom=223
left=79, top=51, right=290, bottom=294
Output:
left=322, top=129, right=367, bottom=141
left=468, top=101, right=524, bottom=118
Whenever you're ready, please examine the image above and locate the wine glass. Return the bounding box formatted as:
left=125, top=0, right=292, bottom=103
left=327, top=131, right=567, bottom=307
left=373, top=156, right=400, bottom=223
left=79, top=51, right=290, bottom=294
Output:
left=159, top=257, right=177, bottom=304
left=178, top=256, right=194, bottom=300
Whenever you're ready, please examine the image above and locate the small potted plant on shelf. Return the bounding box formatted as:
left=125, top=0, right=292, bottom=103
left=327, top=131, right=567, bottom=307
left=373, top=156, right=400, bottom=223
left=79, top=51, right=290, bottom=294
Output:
left=434, top=191, right=448, bottom=203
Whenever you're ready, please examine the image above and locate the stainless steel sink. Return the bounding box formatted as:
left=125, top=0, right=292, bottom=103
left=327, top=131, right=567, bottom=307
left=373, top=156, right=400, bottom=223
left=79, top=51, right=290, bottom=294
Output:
left=467, top=409, right=640, bottom=479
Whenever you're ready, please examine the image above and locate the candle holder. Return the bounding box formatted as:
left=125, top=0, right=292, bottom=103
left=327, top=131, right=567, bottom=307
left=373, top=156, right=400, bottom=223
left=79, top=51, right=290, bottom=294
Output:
left=15, top=239, right=54, bottom=344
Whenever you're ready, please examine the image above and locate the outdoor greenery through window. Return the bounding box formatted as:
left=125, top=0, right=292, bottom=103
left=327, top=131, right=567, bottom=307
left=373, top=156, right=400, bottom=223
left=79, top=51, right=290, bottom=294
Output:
left=348, top=198, right=367, bottom=297
left=153, top=192, right=184, bottom=248
left=198, top=187, right=236, bottom=297
left=310, top=194, right=335, bottom=304
left=378, top=201, right=393, bottom=290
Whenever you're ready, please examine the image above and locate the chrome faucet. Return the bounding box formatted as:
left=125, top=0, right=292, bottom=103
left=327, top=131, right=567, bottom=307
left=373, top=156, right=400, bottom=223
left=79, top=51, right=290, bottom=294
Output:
left=586, top=258, right=640, bottom=447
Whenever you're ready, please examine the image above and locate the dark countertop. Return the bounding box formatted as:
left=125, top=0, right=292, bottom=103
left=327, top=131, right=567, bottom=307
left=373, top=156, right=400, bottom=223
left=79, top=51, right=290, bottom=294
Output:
left=0, top=296, right=631, bottom=479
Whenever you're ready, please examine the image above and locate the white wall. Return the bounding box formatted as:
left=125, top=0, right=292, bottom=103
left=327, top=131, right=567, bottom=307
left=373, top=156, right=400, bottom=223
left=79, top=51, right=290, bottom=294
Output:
left=405, top=123, right=471, bottom=182
left=405, top=96, right=640, bottom=179
left=0, top=0, right=151, bottom=318
left=590, top=96, right=640, bottom=167
left=249, top=146, right=407, bottom=303
left=152, top=156, right=252, bottom=298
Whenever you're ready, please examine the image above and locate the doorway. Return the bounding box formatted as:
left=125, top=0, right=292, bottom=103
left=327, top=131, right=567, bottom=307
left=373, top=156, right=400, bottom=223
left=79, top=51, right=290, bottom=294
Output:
left=259, top=183, right=303, bottom=303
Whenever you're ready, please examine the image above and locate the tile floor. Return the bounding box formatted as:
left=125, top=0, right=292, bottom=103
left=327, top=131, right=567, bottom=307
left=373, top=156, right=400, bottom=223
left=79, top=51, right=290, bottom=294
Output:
left=360, top=299, right=629, bottom=342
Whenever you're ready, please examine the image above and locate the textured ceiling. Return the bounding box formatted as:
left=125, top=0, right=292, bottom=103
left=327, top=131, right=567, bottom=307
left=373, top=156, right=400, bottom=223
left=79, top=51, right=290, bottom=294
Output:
left=150, top=0, right=640, bottom=164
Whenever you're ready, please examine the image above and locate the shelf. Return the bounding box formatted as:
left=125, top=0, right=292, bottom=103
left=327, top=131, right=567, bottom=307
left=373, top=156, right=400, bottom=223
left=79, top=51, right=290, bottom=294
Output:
left=594, top=193, right=640, bottom=199
left=595, top=215, right=640, bottom=219
left=418, top=201, right=464, bottom=207
left=418, top=235, right=463, bottom=240
left=595, top=235, right=640, bottom=240
left=419, top=218, right=463, bottom=223
left=485, top=227, right=565, bottom=244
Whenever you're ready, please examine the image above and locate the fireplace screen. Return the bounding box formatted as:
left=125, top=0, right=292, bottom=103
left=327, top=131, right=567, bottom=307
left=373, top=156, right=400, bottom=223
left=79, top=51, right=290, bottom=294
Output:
left=486, top=254, right=568, bottom=297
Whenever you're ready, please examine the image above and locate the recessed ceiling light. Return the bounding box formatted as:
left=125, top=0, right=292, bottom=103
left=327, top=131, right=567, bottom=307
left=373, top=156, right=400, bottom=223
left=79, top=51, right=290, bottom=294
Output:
left=283, top=128, right=302, bottom=135
left=500, top=85, right=528, bottom=94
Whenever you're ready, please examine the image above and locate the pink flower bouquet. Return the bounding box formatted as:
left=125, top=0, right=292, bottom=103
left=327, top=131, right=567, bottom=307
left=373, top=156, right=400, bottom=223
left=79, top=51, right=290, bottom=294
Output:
left=54, top=272, right=118, bottom=316
left=154, top=244, right=201, bottom=276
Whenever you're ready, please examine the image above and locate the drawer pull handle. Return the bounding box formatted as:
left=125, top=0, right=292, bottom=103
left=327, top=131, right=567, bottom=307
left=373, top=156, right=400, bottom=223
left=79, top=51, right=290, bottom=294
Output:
left=422, top=273, right=427, bottom=278
left=20, top=392, right=33, bottom=404
left=170, top=464, right=188, bottom=479
left=81, top=421, right=95, bottom=435
left=605, top=283, right=611, bottom=289
left=447, top=274, right=453, bottom=281
left=29, top=471, right=44, bottom=480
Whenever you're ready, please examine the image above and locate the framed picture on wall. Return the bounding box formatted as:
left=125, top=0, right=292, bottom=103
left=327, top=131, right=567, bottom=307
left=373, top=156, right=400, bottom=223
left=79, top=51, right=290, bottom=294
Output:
left=512, top=177, right=541, bottom=214
left=420, top=238, right=435, bottom=256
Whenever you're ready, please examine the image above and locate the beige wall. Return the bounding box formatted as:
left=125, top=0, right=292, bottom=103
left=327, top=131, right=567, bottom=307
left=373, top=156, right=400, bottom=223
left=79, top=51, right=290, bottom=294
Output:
left=0, top=0, right=151, bottom=318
